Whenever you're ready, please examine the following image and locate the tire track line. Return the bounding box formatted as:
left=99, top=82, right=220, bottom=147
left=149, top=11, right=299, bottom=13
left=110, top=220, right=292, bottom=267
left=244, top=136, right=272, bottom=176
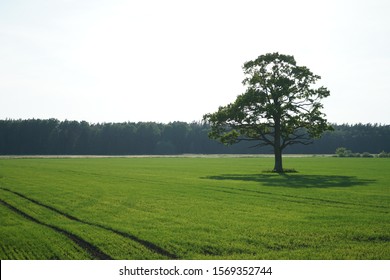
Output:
left=0, top=187, right=177, bottom=259
left=0, top=198, right=112, bottom=260
left=204, top=185, right=389, bottom=213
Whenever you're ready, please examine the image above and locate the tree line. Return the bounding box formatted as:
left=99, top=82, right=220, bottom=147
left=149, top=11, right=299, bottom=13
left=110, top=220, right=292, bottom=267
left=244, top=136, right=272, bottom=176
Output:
left=0, top=119, right=389, bottom=155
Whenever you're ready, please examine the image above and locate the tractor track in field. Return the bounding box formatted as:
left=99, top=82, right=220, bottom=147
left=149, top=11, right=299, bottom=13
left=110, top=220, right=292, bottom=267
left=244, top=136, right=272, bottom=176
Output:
left=0, top=198, right=112, bottom=260
left=0, top=187, right=177, bottom=259
left=204, top=185, right=389, bottom=213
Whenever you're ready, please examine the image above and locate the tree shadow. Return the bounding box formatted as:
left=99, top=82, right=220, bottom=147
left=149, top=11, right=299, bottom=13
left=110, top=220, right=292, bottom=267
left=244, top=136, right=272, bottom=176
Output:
left=202, top=173, right=376, bottom=188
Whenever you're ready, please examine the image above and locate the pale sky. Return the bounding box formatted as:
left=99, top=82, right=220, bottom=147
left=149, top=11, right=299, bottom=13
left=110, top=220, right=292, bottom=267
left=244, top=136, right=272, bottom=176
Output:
left=1, top=0, right=389, bottom=124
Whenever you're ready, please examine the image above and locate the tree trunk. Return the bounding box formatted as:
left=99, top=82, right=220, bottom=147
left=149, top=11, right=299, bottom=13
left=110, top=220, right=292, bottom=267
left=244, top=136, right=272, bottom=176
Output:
left=273, top=146, right=283, bottom=172
left=273, top=113, right=283, bottom=173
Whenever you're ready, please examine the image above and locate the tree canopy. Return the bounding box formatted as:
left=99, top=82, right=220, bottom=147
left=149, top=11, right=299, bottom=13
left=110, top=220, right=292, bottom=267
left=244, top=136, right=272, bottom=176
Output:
left=204, top=53, right=332, bottom=172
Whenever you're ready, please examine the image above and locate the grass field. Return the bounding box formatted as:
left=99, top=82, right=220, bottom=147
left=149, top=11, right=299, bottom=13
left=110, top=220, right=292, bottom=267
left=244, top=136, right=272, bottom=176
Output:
left=0, top=156, right=389, bottom=260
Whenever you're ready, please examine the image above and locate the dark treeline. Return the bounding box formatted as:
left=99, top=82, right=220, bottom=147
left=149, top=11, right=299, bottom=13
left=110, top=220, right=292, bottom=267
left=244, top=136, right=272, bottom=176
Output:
left=0, top=119, right=389, bottom=155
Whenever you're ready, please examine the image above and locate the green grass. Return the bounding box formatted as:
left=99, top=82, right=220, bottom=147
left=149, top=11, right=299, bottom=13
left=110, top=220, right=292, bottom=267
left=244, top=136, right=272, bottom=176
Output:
left=0, top=156, right=389, bottom=259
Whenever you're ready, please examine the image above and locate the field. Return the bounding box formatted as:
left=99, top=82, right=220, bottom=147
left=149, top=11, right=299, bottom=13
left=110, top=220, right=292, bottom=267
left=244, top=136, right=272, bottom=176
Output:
left=0, top=156, right=389, bottom=260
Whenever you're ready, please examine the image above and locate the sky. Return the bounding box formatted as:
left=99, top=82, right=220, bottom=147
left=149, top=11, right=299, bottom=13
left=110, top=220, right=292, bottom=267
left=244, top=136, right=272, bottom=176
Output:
left=0, top=0, right=389, bottom=124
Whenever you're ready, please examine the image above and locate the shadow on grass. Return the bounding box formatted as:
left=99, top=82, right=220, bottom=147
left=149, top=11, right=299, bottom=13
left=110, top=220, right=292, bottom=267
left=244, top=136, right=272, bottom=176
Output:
left=202, top=173, right=376, bottom=188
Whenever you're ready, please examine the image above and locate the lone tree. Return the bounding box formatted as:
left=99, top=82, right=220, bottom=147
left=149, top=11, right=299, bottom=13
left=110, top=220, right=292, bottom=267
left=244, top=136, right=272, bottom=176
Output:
left=203, top=53, right=332, bottom=172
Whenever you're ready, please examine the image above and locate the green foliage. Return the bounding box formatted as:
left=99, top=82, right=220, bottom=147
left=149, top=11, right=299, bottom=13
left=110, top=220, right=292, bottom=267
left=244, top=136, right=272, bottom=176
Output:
left=336, top=147, right=353, bottom=157
left=335, top=147, right=377, bottom=158
left=362, top=152, right=374, bottom=158
left=0, top=120, right=389, bottom=155
left=204, top=53, right=332, bottom=145
left=0, top=157, right=389, bottom=259
left=204, top=53, right=332, bottom=171
left=378, top=151, right=390, bottom=158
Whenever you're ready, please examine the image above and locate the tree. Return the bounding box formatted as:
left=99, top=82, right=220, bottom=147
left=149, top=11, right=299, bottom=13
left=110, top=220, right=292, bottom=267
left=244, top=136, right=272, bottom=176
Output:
left=203, top=53, right=332, bottom=172
left=335, top=147, right=352, bottom=157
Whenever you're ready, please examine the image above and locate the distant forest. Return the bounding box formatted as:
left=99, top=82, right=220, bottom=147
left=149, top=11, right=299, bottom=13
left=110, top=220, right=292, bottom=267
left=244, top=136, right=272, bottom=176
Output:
left=0, top=119, right=389, bottom=155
